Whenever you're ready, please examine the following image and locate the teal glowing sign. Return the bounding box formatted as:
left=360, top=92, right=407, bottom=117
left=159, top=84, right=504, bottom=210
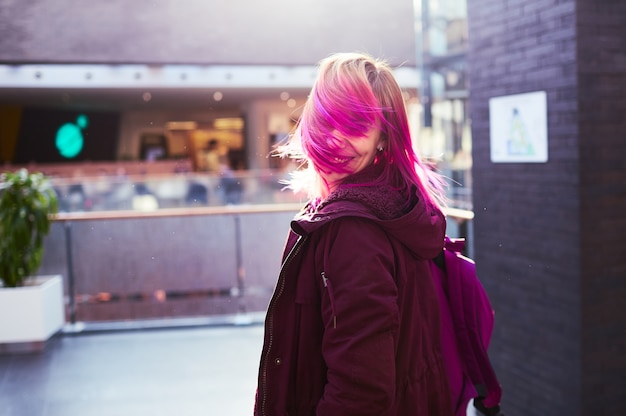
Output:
left=55, top=114, right=88, bottom=158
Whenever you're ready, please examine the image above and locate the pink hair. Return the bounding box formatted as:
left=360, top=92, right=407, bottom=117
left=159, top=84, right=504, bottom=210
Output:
left=278, top=52, right=447, bottom=209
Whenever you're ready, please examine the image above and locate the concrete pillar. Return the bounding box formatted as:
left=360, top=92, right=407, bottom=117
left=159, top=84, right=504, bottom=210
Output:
left=242, top=100, right=268, bottom=170
left=467, top=0, right=626, bottom=414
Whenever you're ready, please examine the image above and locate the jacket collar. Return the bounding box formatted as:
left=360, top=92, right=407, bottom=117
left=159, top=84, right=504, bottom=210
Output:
left=290, top=163, right=446, bottom=260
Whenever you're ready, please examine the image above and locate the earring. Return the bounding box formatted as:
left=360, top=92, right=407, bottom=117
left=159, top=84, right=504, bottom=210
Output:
left=377, top=147, right=384, bottom=152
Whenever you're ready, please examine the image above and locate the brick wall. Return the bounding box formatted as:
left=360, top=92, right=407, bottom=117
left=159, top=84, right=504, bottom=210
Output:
left=468, top=0, right=626, bottom=414
left=469, top=0, right=580, bottom=414
left=577, top=0, right=626, bottom=413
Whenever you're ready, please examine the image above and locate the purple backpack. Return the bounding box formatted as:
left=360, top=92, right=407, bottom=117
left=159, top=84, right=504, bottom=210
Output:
left=430, top=237, right=503, bottom=416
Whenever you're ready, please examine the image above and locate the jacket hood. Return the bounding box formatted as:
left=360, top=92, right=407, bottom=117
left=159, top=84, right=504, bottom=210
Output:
left=291, top=163, right=446, bottom=260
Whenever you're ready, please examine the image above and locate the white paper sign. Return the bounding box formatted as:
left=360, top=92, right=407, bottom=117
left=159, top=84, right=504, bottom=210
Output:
left=489, top=91, right=548, bottom=163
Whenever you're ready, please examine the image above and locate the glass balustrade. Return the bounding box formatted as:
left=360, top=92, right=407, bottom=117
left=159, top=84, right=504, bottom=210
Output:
left=48, top=169, right=306, bottom=213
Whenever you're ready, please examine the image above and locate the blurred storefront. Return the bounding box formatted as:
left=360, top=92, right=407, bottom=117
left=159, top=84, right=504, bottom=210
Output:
left=414, top=0, right=471, bottom=210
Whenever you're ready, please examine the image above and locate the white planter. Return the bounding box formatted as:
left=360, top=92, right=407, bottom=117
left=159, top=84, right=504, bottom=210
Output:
left=0, top=275, right=65, bottom=351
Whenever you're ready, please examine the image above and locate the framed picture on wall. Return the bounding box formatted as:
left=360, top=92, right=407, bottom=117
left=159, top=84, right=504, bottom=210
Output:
left=489, top=91, right=548, bottom=163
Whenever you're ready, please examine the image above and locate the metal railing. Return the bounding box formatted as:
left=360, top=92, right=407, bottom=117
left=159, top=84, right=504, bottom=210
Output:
left=44, top=204, right=473, bottom=333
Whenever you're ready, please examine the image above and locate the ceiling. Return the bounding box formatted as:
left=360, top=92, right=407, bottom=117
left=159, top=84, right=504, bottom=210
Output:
left=0, top=85, right=311, bottom=112
left=0, top=64, right=419, bottom=113
left=0, top=64, right=321, bottom=113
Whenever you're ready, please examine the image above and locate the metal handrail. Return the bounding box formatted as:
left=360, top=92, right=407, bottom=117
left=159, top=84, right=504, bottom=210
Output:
left=51, top=204, right=473, bottom=222
left=51, top=202, right=304, bottom=222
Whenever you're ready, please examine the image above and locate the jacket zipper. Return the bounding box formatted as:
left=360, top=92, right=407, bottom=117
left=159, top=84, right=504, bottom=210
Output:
left=261, top=235, right=306, bottom=416
left=321, top=271, right=337, bottom=329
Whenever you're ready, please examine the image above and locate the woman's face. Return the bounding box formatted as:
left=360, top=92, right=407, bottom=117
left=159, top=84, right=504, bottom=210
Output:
left=319, top=126, right=383, bottom=192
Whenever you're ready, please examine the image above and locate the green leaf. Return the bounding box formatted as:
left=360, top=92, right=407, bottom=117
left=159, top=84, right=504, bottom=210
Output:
left=0, top=169, right=58, bottom=287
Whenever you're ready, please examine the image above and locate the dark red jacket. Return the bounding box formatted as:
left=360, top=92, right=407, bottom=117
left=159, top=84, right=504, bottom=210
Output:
left=255, top=179, right=453, bottom=416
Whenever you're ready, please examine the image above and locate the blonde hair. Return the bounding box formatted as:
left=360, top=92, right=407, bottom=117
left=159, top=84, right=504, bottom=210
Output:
left=277, top=52, right=447, bottom=209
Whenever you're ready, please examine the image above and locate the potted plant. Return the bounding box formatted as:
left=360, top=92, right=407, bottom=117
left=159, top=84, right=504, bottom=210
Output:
left=0, top=168, right=64, bottom=353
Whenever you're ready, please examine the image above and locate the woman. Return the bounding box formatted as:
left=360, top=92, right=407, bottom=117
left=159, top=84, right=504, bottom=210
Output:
left=254, top=52, right=453, bottom=416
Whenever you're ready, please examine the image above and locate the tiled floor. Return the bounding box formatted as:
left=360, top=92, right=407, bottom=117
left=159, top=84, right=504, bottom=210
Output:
left=1, top=320, right=480, bottom=416
left=0, top=323, right=265, bottom=416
